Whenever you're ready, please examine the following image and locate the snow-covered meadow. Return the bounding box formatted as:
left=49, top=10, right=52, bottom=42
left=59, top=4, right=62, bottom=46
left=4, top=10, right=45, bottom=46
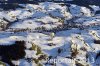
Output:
left=0, top=2, right=100, bottom=66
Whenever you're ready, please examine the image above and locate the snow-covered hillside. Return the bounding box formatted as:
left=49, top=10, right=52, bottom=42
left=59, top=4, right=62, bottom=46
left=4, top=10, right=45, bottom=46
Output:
left=0, top=2, right=100, bottom=66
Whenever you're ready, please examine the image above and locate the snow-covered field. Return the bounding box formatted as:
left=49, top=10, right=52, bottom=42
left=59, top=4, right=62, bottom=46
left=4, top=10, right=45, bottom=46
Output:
left=0, top=2, right=100, bottom=66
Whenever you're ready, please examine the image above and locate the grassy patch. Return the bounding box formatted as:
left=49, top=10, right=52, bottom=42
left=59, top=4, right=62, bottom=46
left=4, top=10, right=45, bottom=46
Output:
left=0, top=61, right=6, bottom=66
